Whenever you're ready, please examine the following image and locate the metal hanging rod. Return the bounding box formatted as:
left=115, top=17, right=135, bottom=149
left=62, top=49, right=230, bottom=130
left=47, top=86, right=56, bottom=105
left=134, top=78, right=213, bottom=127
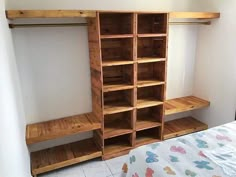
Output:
left=169, top=21, right=211, bottom=25
left=9, top=23, right=88, bottom=28
left=9, top=21, right=211, bottom=28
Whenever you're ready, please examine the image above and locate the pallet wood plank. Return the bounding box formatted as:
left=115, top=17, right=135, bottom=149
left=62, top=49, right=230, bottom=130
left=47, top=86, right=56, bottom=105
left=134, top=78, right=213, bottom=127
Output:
left=137, top=80, right=165, bottom=88
left=26, top=113, right=101, bottom=144
left=6, top=10, right=96, bottom=19
left=31, top=138, right=102, bottom=176
left=165, top=96, right=210, bottom=115
left=137, top=99, right=163, bottom=109
left=169, top=12, right=220, bottom=19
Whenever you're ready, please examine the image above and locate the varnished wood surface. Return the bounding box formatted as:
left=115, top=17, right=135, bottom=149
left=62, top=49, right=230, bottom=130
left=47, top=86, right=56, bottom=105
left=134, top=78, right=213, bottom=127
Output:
left=103, top=101, right=134, bottom=115
left=31, top=138, right=102, bottom=175
left=165, top=96, right=210, bottom=115
left=102, top=59, right=134, bottom=67
left=6, top=10, right=96, bottom=19
left=103, top=83, right=134, bottom=92
left=169, top=12, right=220, bottom=19
left=100, top=34, right=134, bottom=39
left=163, top=117, right=208, bottom=139
left=26, top=113, right=101, bottom=144
left=136, top=118, right=162, bottom=131
left=137, top=99, right=163, bottom=109
left=137, top=58, right=166, bottom=63
left=137, top=80, right=165, bottom=88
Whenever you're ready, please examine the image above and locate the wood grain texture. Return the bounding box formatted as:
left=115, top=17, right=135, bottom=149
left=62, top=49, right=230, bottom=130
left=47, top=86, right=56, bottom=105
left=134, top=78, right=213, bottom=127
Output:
left=165, top=96, right=210, bottom=115
left=169, top=12, right=220, bottom=19
left=31, top=138, right=102, bottom=175
left=163, top=117, right=208, bottom=139
left=137, top=99, right=163, bottom=109
left=26, top=113, right=101, bottom=144
left=6, top=10, right=96, bottom=19
left=137, top=80, right=165, bottom=88
left=137, top=58, right=166, bottom=64
left=102, top=59, right=134, bottom=67
left=136, top=127, right=161, bottom=147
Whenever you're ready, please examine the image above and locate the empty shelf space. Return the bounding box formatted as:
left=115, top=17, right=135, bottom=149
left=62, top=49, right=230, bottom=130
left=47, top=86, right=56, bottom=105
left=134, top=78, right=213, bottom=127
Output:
left=136, top=127, right=161, bottom=147
left=31, top=138, right=102, bottom=176
left=137, top=57, right=166, bottom=64
left=99, top=13, right=133, bottom=35
left=165, top=96, right=210, bottom=115
left=104, top=102, right=134, bottom=115
left=138, top=37, right=166, bottom=58
left=101, top=38, right=133, bottom=64
left=136, top=106, right=163, bottom=131
left=104, top=111, right=133, bottom=139
left=100, top=34, right=134, bottom=39
left=104, top=134, right=132, bottom=156
left=103, top=82, right=134, bottom=92
left=163, top=117, right=208, bottom=140
left=138, top=13, right=168, bottom=34
left=137, top=80, right=165, bottom=88
left=26, top=113, right=101, bottom=144
left=137, top=99, right=163, bottom=109
left=102, top=59, right=134, bottom=67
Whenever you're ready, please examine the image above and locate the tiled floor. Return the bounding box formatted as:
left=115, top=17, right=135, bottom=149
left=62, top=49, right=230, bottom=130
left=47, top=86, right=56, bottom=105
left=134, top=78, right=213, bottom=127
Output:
left=39, top=155, right=127, bottom=177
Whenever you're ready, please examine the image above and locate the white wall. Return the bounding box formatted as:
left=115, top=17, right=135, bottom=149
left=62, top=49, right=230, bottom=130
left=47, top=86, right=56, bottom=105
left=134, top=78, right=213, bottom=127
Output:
left=0, top=0, right=31, bottom=177
left=193, top=0, right=236, bottom=127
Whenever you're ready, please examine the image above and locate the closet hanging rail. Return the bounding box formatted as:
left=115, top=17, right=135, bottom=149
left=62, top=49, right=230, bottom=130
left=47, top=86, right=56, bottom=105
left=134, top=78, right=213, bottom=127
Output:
left=9, top=22, right=88, bottom=28
left=9, top=21, right=211, bottom=29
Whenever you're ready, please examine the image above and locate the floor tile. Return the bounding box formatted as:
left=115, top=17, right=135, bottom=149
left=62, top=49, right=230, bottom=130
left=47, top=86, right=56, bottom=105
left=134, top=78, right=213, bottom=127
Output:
left=38, top=171, right=58, bottom=177
left=113, top=172, right=126, bottom=177
left=105, top=155, right=128, bottom=175
left=82, top=159, right=112, bottom=177
left=57, top=164, right=85, bottom=177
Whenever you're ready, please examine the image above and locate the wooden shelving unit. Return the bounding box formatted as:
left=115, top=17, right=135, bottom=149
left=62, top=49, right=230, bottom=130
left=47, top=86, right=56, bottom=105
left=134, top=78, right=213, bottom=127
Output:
left=5, top=9, right=219, bottom=176
left=163, top=117, right=208, bottom=139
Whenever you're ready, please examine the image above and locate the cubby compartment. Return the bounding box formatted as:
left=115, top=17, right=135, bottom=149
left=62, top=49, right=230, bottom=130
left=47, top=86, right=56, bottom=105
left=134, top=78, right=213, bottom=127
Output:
left=137, top=37, right=166, bottom=59
left=137, top=61, right=165, bottom=87
left=103, top=89, right=134, bottom=114
left=137, top=85, right=164, bottom=109
left=136, top=127, right=161, bottom=147
left=100, top=13, right=133, bottom=35
left=103, top=65, right=134, bottom=92
left=138, top=13, right=167, bottom=34
left=136, top=105, right=163, bottom=131
left=104, top=133, right=132, bottom=155
left=104, top=111, right=133, bottom=139
left=101, top=38, right=134, bottom=66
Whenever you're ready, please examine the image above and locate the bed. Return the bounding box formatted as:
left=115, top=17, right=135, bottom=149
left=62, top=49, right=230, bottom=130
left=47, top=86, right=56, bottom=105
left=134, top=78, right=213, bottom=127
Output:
left=123, top=121, right=236, bottom=177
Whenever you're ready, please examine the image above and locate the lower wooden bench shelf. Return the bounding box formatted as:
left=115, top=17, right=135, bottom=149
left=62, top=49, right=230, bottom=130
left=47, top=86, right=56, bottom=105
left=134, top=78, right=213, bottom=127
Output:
left=163, top=117, right=208, bottom=140
left=31, top=138, right=102, bottom=177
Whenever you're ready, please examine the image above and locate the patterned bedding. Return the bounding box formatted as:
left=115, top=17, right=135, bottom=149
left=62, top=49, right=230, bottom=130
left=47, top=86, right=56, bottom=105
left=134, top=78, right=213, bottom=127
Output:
left=123, top=121, right=236, bottom=177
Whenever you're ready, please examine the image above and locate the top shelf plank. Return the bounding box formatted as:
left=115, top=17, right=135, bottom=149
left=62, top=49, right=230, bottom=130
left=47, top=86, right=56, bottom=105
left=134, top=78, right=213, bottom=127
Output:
left=6, top=10, right=96, bottom=19
left=165, top=96, right=210, bottom=115
left=26, top=113, right=101, bottom=144
left=169, top=12, right=220, bottom=19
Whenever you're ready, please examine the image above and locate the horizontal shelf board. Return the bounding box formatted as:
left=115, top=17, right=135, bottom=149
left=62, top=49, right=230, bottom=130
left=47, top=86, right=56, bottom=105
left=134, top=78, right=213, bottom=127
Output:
left=169, top=12, right=220, bottom=19
left=137, top=80, right=165, bottom=88
left=103, top=83, right=134, bottom=92
left=104, top=129, right=133, bottom=139
left=100, top=34, right=134, bottom=39
left=102, top=60, right=134, bottom=67
left=102, top=148, right=131, bottom=160
left=137, top=99, right=163, bottom=109
left=135, top=137, right=161, bottom=147
left=136, top=119, right=162, bottom=131
left=31, top=138, right=102, bottom=175
left=165, top=96, right=210, bottom=115
left=26, top=113, right=101, bottom=144
left=103, top=102, right=134, bottom=115
left=104, top=142, right=132, bottom=156
left=137, top=34, right=167, bottom=38
left=137, top=58, right=166, bottom=64
left=6, top=10, right=96, bottom=19
left=163, top=117, right=208, bottom=140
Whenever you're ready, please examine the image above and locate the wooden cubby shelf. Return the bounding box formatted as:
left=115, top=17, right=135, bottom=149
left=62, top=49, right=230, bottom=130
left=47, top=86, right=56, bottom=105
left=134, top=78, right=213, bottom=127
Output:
left=164, top=117, right=208, bottom=140
left=137, top=80, right=165, bottom=88
left=31, top=138, right=102, bottom=176
left=100, top=34, right=134, bottom=39
left=104, top=111, right=133, bottom=139
left=169, top=12, right=220, bottom=19
left=26, top=113, right=101, bottom=144
left=165, top=96, right=210, bottom=115
left=136, top=127, right=161, bottom=147
left=102, top=59, right=134, bottom=67
left=137, top=57, right=166, bottom=64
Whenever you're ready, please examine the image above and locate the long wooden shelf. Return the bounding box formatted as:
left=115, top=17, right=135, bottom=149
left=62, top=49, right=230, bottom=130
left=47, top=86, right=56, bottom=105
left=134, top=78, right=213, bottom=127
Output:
left=31, top=138, right=102, bottom=176
left=137, top=99, right=163, bottom=109
left=103, top=102, right=134, bottom=115
left=26, top=113, right=101, bottom=144
left=103, top=83, right=134, bottom=92
left=102, top=59, right=134, bottom=67
left=165, top=96, right=210, bottom=115
left=163, top=117, right=208, bottom=140
left=6, top=10, right=96, bottom=19
left=169, top=12, right=220, bottom=19
left=137, top=34, right=167, bottom=38
left=137, top=80, right=165, bottom=88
